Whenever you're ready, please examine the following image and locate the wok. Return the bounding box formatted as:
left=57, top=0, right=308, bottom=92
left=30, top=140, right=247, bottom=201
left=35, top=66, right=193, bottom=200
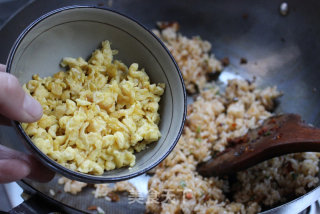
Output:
left=1, top=0, right=320, bottom=213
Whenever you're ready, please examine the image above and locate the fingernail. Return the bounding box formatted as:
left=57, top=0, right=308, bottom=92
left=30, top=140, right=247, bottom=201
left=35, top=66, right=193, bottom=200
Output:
left=23, top=94, right=43, bottom=120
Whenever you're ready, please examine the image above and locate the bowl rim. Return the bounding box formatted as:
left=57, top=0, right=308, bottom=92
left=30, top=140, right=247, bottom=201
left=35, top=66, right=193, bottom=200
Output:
left=6, top=5, right=187, bottom=183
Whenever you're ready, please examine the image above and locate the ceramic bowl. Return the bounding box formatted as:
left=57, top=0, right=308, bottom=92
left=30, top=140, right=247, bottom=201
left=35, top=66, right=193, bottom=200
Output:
left=6, top=6, right=186, bottom=183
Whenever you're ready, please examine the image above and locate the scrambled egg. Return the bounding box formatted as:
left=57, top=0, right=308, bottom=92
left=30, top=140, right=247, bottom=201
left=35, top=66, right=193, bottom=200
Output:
left=22, top=41, right=165, bottom=175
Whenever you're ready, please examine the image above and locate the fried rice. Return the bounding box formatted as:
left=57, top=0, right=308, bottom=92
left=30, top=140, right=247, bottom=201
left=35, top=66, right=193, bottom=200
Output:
left=152, top=22, right=222, bottom=93
left=146, top=79, right=319, bottom=214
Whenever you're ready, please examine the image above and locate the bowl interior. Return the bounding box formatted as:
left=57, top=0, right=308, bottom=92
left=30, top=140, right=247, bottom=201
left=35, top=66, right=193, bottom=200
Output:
left=7, top=7, right=186, bottom=182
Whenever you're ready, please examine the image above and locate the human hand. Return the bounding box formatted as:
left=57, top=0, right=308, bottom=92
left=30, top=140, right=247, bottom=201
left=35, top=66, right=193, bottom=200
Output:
left=0, top=64, right=54, bottom=183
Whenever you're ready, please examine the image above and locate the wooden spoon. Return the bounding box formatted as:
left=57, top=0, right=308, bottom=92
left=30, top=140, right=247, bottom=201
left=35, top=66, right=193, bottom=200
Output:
left=197, top=114, right=320, bottom=177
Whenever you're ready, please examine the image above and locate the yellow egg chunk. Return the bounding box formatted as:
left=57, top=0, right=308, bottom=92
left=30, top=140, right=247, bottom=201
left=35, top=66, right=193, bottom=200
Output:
left=22, top=41, right=165, bottom=175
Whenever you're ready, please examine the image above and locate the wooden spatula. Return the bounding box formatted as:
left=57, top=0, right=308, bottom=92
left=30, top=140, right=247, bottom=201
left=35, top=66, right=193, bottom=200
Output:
left=197, top=114, right=320, bottom=177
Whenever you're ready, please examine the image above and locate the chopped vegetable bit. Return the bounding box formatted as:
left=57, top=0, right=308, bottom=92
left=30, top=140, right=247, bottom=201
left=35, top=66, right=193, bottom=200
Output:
left=221, top=57, right=230, bottom=66
left=203, top=194, right=210, bottom=201
left=185, top=192, right=193, bottom=199
left=240, top=57, right=248, bottom=64
left=88, top=205, right=97, bottom=210
left=107, top=192, right=120, bottom=202
left=180, top=180, right=187, bottom=188
left=156, top=21, right=179, bottom=30
left=212, top=151, right=219, bottom=158
left=196, top=126, right=201, bottom=134
left=263, top=131, right=271, bottom=136
left=291, top=172, right=297, bottom=180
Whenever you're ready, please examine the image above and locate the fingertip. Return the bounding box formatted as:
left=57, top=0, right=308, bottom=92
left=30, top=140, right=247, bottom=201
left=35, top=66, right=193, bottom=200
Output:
left=0, top=159, right=31, bottom=183
left=22, top=93, right=43, bottom=122
left=25, top=155, right=55, bottom=182
left=19, top=160, right=32, bottom=177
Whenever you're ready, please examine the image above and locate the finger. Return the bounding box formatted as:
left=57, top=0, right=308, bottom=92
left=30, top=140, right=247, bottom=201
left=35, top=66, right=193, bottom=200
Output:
left=0, top=159, right=30, bottom=183
left=0, top=72, right=43, bottom=123
left=25, top=155, right=55, bottom=182
left=0, top=145, right=54, bottom=183
left=0, top=64, right=5, bottom=72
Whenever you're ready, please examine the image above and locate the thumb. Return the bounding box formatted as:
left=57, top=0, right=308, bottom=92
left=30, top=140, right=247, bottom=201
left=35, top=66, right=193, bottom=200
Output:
left=0, top=72, right=42, bottom=123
